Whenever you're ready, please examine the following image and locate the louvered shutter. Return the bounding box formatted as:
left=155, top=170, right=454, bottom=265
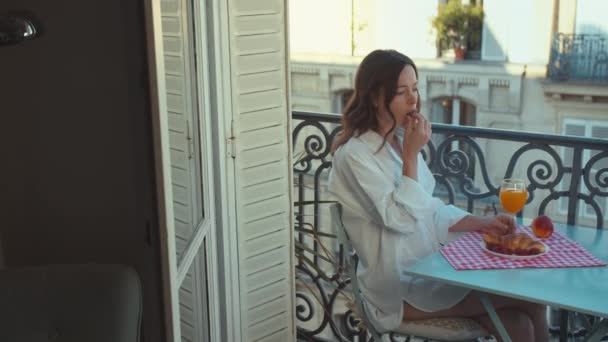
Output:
left=226, top=0, right=294, bottom=341
left=161, top=0, right=202, bottom=259
left=560, top=122, right=586, bottom=213
left=161, top=0, right=210, bottom=340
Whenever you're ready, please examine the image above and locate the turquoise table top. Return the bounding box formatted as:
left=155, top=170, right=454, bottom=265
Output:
left=402, top=223, right=608, bottom=318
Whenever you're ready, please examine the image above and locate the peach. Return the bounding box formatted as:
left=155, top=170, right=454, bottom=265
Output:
left=532, top=215, right=554, bottom=238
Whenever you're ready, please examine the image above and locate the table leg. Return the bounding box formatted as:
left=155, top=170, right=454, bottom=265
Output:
left=477, top=292, right=512, bottom=342
left=583, top=318, right=608, bottom=342
left=559, top=310, right=569, bottom=342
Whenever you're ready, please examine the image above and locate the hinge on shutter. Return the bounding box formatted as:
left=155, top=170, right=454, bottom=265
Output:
left=226, top=119, right=236, bottom=159
left=186, top=120, right=194, bottom=160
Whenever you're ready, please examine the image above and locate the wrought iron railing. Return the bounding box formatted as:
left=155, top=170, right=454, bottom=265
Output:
left=293, top=110, right=608, bottom=341
left=549, top=33, right=608, bottom=83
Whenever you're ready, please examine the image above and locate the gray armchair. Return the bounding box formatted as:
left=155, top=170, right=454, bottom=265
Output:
left=0, top=264, right=142, bottom=342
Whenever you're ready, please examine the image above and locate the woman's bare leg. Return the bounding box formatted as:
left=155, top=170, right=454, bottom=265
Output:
left=402, top=291, right=549, bottom=342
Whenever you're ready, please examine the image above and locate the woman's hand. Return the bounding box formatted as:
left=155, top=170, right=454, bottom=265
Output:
left=403, top=112, right=431, bottom=160
left=449, top=214, right=516, bottom=236
left=478, top=214, right=516, bottom=236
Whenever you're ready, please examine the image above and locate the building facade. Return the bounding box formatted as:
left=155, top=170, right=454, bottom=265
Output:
left=289, top=0, right=608, bottom=226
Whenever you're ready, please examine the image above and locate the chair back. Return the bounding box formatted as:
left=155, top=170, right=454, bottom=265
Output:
left=330, top=203, right=384, bottom=341
left=0, top=264, right=142, bottom=342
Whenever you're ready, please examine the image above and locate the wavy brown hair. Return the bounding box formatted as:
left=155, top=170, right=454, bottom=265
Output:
left=332, top=49, right=420, bottom=153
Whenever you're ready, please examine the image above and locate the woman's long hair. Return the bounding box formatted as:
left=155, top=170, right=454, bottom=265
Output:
left=332, top=49, right=420, bottom=153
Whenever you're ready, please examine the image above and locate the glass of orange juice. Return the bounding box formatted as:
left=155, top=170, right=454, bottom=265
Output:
left=499, top=178, right=527, bottom=216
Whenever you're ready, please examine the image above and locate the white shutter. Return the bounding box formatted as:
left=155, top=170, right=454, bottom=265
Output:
left=161, top=1, right=198, bottom=336
left=560, top=121, right=586, bottom=213
left=160, top=1, right=218, bottom=341
left=227, top=0, right=294, bottom=340
left=161, top=0, right=201, bottom=259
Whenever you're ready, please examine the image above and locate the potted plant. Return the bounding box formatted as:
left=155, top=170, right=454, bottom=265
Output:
left=432, top=0, right=484, bottom=60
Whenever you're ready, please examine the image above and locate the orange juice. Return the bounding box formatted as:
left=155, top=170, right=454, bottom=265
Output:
left=499, top=188, right=527, bottom=214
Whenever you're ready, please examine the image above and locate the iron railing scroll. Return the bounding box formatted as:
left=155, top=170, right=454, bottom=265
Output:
left=293, top=110, right=608, bottom=341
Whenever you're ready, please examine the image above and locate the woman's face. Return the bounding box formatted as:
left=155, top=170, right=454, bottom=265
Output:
left=377, top=65, right=419, bottom=128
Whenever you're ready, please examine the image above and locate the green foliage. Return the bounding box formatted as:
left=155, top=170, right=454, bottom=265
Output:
left=432, top=0, right=484, bottom=50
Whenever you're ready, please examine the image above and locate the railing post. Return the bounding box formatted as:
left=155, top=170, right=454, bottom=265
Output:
left=567, top=146, right=584, bottom=226
left=298, top=173, right=305, bottom=267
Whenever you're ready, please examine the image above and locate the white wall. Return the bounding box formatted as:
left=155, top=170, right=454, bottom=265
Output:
left=483, top=0, right=554, bottom=64
left=289, top=0, right=558, bottom=63
left=289, top=0, right=352, bottom=55
left=0, top=1, right=163, bottom=341
left=576, top=0, right=608, bottom=35
left=289, top=0, right=438, bottom=58
left=508, top=0, right=554, bottom=64
left=374, top=0, right=438, bottom=58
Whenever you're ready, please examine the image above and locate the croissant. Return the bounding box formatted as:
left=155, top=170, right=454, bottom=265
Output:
left=483, top=233, right=545, bottom=255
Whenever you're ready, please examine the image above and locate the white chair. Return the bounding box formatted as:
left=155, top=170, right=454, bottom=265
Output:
left=330, top=203, right=489, bottom=342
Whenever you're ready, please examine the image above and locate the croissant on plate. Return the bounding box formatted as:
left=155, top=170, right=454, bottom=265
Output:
left=483, top=233, right=545, bottom=256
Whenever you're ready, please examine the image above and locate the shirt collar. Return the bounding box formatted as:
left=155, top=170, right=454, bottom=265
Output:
left=356, top=128, right=405, bottom=152
left=357, top=130, right=385, bottom=152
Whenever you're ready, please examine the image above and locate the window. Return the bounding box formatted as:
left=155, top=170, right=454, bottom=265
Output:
left=430, top=97, right=476, bottom=127
left=560, top=119, right=608, bottom=219
left=430, top=97, right=477, bottom=178
left=332, top=88, right=354, bottom=114
left=430, top=96, right=477, bottom=151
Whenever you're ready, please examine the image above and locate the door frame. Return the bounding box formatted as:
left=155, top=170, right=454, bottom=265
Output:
left=142, top=0, right=180, bottom=339
left=203, top=0, right=244, bottom=340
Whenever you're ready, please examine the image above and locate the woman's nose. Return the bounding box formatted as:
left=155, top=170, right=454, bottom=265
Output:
left=407, top=91, right=417, bottom=104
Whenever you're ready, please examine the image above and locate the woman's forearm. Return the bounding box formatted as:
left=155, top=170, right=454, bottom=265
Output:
left=449, top=215, right=515, bottom=236
left=402, top=155, right=418, bottom=181
left=448, top=215, right=477, bottom=232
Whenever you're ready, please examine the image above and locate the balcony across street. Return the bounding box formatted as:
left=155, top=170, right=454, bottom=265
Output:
left=550, top=34, right=608, bottom=84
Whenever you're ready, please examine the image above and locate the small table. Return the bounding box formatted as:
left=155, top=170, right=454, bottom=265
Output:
left=402, top=223, right=608, bottom=342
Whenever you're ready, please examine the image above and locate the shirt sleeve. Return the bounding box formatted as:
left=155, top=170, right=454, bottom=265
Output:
left=433, top=203, right=470, bottom=244
left=344, top=152, right=440, bottom=234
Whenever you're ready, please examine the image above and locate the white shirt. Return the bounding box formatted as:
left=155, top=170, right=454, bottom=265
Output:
left=327, top=129, right=471, bottom=332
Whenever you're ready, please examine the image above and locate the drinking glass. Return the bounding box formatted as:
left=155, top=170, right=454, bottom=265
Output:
left=499, top=178, right=527, bottom=216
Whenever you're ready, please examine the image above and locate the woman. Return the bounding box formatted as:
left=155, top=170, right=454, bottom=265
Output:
left=327, top=49, right=548, bottom=342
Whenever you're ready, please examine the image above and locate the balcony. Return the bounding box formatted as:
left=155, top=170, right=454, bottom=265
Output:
left=292, top=110, right=608, bottom=341
left=549, top=33, right=608, bottom=84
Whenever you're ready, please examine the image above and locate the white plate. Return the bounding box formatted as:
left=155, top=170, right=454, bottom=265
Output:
left=479, top=241, right=550, bottom=261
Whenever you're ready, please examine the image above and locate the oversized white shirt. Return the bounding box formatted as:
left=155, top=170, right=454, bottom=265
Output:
left=327, top=129, right=471, bottom=332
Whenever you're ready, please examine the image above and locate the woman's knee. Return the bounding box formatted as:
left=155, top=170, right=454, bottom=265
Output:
left=503, top=310, right=534, bottom=338
left=491, top=294, right=546, bottom=318
left=523, top=302, right=547, bottom=321
left=530, top=302, right=547, bottom=315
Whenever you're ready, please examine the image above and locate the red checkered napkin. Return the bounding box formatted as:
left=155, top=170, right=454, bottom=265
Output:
left=440, top=226, right=607, bottom=270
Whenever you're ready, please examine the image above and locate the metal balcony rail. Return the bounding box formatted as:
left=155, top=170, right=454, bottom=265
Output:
left=292, top=110, right=608, bottom=341
left=549, top=33, right=608, bottom=83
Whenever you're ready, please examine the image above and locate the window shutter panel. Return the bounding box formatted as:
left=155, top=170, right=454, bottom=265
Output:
left=161, top=0, right=200, bottom=258
left=161, top=0, right=206, bottom=338
left=560, top=122, right=586, bottom=213
left=227, top=0, right=293, bottom=340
